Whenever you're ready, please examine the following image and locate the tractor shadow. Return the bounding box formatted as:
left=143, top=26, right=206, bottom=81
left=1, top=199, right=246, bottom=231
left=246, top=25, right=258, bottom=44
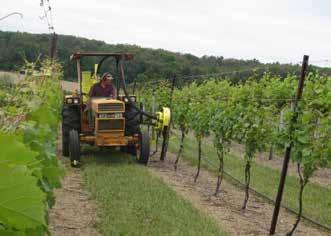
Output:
left=81, top=144, right=137, bottom=166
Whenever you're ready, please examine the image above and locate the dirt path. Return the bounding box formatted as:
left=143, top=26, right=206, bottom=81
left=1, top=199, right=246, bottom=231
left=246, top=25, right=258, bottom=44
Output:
left=2, top=71, right=78, bottom=93
left=48, top=158, right=101, bottom=236
left=61, top=80, right=78, bottom=92
left=48, top=81, right=101, bottom=235
left=148, top=152, right=329, bottom=236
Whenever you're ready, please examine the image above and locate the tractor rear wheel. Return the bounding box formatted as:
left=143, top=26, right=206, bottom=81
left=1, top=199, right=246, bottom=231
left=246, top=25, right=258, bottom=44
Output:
left=124, top=103, right=141, bottom=136
left=137, top=131, right=150, bottom=165
left=69, top=129, right=80, bottom=167
left=62, top=105, right=80, bottom=157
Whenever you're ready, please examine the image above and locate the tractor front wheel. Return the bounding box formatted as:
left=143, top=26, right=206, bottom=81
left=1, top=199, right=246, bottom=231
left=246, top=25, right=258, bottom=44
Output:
left=69, top=129, right=80, bottom=167
left=137, top=131, right=150, bottom=165
left=62, top=105, right=80, bottom=157
left=62, top=126, right=69, bottom=157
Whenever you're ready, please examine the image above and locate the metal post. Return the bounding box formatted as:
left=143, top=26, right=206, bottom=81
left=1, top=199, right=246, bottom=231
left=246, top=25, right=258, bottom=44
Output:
left=160, top=76, right=176, bottom=161
left=269, top=55, right=309, bottom=235
left=116, top=59, right=120, bottom=98
left=76, top=59, right=82, bottom=94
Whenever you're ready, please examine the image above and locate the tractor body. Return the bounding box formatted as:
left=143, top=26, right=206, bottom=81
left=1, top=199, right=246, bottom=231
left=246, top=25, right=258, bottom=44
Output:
left=62, top=52, right=170, bottom=167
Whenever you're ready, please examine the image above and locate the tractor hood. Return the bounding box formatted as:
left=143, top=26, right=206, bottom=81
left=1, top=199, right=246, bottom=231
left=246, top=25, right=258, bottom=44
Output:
left=91, top=98, right=125, bottom=113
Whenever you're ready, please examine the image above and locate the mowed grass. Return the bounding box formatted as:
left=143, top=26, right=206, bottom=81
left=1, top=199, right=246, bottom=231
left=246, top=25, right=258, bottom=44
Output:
left=169, top=135, right=331, bottom=227
left=83, top=149, right=225, bottom=236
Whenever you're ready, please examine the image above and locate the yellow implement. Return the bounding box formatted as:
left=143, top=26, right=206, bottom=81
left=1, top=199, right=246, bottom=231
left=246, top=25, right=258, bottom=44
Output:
left=155, top=107, right=171, bottom=131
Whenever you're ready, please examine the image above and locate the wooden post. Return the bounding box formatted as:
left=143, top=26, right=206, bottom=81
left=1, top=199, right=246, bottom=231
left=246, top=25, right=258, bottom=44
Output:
left=269, top=55, right=309, bottom=235
left=49, top=33, right=57, bottom=60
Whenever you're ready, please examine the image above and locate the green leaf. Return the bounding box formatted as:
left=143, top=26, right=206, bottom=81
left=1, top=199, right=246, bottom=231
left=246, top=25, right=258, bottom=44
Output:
left=297, top=134, right=309, bottom=145
left=0, top=133, right=38, bottom=167
left=0, top=229, right=25, bottom=236
left=0, top=165, right=46, bottom=231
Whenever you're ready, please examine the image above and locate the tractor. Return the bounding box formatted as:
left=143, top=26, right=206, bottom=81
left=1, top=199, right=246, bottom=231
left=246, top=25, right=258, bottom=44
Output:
left=62, top=52, right=171, bottom=167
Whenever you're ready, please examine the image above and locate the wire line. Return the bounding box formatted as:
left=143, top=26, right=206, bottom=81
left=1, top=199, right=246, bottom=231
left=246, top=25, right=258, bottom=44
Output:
left=200, top=155, right=331, bottom=231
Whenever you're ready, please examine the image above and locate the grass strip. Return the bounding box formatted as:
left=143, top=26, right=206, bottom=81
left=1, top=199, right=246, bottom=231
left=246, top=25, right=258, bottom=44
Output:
left=83, top=150, right=225, bottom=236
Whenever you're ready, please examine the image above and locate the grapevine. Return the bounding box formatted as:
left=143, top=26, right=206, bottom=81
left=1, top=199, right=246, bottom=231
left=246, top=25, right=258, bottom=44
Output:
left=138, top=72, right=330, bottom=234
left=0, top=59, right=63, bottom=235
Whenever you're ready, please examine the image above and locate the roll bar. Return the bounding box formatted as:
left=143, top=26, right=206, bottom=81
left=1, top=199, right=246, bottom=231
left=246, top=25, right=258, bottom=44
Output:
left=70, top=52, right=133, bottom=61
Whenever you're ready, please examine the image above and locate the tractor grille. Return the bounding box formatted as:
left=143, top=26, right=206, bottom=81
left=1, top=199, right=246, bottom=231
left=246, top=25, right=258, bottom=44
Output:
left=98, top=103, right=124, bottom=112
left=97, top=119, right=124, bottom=131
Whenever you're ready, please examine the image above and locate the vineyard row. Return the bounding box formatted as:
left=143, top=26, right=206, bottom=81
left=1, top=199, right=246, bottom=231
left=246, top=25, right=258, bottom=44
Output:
left=139, top=71, right=330, bottom=234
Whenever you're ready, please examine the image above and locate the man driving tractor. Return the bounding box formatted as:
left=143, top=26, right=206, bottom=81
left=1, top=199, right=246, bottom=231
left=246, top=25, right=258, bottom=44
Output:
left=88, top=72, right=116, bottom=98
left=86, top=72, right=116, bottom=124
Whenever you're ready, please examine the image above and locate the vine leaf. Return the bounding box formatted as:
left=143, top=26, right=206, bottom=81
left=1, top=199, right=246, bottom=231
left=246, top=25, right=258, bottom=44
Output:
left=0, top=165, right=46, bottom=231
left=0, top=133, right=38, bottom=167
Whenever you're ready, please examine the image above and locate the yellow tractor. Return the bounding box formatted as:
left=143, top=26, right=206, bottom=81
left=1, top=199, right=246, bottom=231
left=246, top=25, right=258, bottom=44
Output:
left=62, top=52, right=170, bottom=167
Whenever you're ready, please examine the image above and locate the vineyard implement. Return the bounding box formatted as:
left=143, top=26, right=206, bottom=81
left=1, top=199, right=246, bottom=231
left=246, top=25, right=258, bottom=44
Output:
left=62, top=52, right=171, bottom=167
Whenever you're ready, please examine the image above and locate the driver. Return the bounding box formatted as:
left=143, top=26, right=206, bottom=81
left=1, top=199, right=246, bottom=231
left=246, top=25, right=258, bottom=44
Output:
left=88, top=72, right=116, bottom=98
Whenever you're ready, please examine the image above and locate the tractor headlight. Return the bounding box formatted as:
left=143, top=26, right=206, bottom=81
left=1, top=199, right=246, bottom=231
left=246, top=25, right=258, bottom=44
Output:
left=66, top=97, right=79, bottom=104
left=123, top=96, right=136, bottom=103
left=130, top=96, right=136, bottom=102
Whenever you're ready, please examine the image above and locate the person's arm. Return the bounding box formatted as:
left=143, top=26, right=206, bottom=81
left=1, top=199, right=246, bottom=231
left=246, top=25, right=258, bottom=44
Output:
left=111, top=85, right=116, bottom=98
left=88, top=84, right=96, bottom=97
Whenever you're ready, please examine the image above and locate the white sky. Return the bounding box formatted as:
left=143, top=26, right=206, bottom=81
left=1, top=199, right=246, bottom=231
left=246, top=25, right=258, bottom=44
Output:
left=1, top=0, right=330, bottom=67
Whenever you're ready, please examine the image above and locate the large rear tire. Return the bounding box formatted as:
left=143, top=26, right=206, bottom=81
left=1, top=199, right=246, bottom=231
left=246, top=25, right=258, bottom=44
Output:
left=69, top=129, right=80, bottom=167
left=62, top=126, right=69, bottom=157
left=62, top=105, right=80, bottom=157
left=137, top=131, right=150, bottom=165
left=124, top=103, right=140, bottom=136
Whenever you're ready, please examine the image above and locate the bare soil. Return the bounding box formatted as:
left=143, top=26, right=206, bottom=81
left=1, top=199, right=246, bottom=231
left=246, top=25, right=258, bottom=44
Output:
left=48, top=126, right=100, bottom=236
left=48, top=157, right=101, bottom=236
left=0, top=71, right=24, bottom=83
left=148, top=152, right=329, bottom=236
left=61, top=80, right=78, bottom=92
left=0, top=71, right=78, bottom=92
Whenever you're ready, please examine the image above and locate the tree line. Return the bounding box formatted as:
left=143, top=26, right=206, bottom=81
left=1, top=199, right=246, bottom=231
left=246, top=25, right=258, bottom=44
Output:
left=1, top=30, right=330, bottom=84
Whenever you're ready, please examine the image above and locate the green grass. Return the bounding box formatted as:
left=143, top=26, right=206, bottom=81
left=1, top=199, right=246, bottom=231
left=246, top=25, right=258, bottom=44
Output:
left=83, top=149, right=225, bottom=236
left=169, top=135, right=331, bottom=227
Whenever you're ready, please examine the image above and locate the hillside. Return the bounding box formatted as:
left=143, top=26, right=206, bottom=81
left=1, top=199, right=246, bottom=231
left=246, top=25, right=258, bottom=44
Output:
left=1, top=31, right=330, bottom=83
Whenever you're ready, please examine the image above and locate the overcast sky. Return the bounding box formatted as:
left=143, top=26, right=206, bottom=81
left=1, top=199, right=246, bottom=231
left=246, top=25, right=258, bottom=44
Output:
left=1, top=0, right=330, bottom=66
